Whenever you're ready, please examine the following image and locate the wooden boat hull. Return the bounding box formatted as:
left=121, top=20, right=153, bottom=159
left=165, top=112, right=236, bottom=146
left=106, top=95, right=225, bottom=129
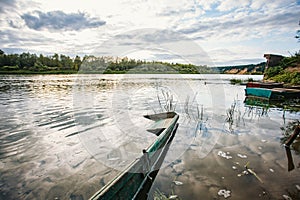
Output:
left=245, top=88, right=272, bottom=99
left=90, top=112, right=179, bottom=200
left=246, top=82, right=283, bottom=89
left=271, top=88, right=300, bottom=99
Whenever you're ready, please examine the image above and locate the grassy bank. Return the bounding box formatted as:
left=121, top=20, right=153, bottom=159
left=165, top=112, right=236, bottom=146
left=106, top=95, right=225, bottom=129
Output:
left=264, top=52, right=300, bottom=85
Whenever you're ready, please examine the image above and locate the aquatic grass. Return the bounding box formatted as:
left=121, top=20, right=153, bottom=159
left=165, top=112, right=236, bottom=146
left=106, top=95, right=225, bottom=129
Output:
left=152, top=89, right=204, bottom=124
left=226, top=101, right=236, bottom=133
left=184, top=95, right=190, bottom=118
left=157, top=89, right=177, bottom=113
left=225, top=99, right=244, bottom=134
left=153, top=188, right=180, bottom=200
left=153, top=87, right=205, bottom=122
left=183, top=93, right=204, bottom=122
left=182, top=93, right=206, bottom=143
left=248, top=77, right=254, bottom=82
left=155, top=89, right=205, bottom=143
left=243, top=106, right=270, bottom=120
left=229, top=78, right=242, bottom=85
left=153, top=189, right=169, bottom=200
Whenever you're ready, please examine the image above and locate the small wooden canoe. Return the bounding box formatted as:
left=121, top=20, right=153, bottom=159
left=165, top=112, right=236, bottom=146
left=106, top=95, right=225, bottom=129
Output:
left=246, top=82, right=283, bottom=89
left=90, top=112, right=179, bottom=200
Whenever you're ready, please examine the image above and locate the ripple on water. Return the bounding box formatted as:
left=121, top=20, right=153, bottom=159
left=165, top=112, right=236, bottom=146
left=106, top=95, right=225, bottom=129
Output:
left=0, top=74, right=299, bottom=199
left=0, top=129, right=33, bottom=159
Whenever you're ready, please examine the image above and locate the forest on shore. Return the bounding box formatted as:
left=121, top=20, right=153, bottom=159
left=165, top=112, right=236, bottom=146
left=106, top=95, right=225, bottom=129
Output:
left=0, top=49, right=264, bottom=75
left=0, top=49, right=214, bottom=74
left=1, top=49, right=299, bottom=85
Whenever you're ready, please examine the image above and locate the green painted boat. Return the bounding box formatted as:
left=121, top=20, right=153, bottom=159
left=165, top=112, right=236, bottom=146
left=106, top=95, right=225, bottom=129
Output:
left=245, top=87, right=273, bottom=99
left=90, top=112, right=179, bottom=200
left=245, top=87, right=300, bottom=100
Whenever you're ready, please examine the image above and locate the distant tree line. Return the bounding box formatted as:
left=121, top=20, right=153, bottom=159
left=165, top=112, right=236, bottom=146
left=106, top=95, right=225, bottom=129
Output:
left=0, top=49, right=269, bottom=75
left=80, top=56, right=217, bottom=74
left=0, top=50, right=81, bottom=73
left=0, top=50, right=219, bottom=74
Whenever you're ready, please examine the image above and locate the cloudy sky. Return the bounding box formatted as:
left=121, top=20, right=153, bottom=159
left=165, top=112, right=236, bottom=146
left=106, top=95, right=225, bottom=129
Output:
left=0, top=0, right=299, bottom=66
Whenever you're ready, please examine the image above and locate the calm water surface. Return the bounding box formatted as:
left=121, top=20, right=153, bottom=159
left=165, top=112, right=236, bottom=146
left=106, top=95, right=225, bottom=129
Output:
left=0, top=74, right=299, bottom=199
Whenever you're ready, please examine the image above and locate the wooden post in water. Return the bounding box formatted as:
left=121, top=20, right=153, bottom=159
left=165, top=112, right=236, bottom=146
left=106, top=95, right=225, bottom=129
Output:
left=285, top=126, right=300, bottom=147
left=285, top=146, right=295, bottom=171
left=284, top=126, right=300, bottom=171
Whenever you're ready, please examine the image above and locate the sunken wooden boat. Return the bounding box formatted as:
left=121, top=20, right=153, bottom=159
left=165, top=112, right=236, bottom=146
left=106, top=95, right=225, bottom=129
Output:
left=90, top=112, right=179, bottom=200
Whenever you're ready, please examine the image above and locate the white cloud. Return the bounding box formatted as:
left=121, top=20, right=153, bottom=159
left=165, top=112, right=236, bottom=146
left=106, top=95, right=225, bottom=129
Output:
left=217, top=0, right=251, bottom=12
left=21, top=10, right=106, bottom=31
left=0, top=0, right=299, bottom=66
left=196, top=0, right=220, bottom=11
left=208, top=45, right=266, bottom=66
left=250, top=0, right=269, bottom=10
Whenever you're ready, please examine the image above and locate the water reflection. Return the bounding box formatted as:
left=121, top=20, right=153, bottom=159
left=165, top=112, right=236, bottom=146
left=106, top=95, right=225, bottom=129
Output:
left=225, top=99, right=244, bottom=134
left=1, top=74, right=300, bottom=199
left=280, top=119, right=300, bottom=173
left=245, top=96, right=300, bottom=117
left=149, top=87, right=300, bottom=199
left=244, top=99, right=270, bottom=119
left=243, top=97, right=300, bottom=173
left=285, top=147, right=297, bottom=171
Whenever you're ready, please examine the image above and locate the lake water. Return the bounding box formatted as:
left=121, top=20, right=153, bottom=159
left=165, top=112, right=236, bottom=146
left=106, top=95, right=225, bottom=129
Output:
left=0, top=74, right=299, bottom=200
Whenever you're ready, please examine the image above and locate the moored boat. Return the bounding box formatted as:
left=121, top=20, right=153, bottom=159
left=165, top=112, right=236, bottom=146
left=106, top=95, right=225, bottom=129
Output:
left=246, top=82, right=283, bottom=89
left=245, top=87, right=300, bottom=100
left=271, top=88, right=300, bottom=99
left=90, top=112, right=179, bottom=200
left=245, top=87, right=273, bottom=99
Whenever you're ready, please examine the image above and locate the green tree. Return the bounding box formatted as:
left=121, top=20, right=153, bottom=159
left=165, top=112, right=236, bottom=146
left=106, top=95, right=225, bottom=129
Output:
left=74, top=55, right=81, bottom=71
left=265, top=66, right=283, bottom=79
left=19, top=53, right=37, bottom=69
left=52, top=53, right=62, bottom=69
left=60, top=54, right=73, bottom=70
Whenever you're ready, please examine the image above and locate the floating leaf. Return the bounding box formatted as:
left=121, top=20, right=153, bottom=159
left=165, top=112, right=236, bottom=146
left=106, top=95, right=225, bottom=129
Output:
left=237, top=153, right=247, bottom=158
left=217, top=151, right=232, bottom=159
left=218, top=189, right=231, bottom=199
left=282, top=194, right=292, bottom=200
left=173, top=181, right=183, bottom=186
left=169, top=194, right=178, bottom=199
